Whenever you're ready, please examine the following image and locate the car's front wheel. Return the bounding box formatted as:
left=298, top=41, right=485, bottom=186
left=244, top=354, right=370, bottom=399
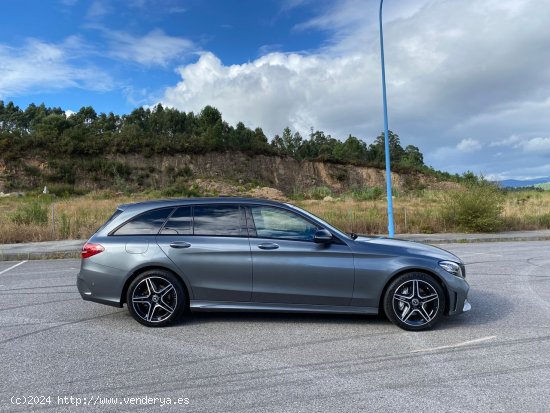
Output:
left=383, top=272, right=445, bottom=331
left=126, top=270, right=185, bottom=327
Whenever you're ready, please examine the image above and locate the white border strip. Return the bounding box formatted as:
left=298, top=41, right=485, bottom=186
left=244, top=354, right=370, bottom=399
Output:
left=0, top=260, right=27, bottom=275
left=411, top=336, right=497, bottom=353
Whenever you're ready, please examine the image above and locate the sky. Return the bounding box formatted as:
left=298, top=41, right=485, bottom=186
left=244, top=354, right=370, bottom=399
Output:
left=1, top=0, right=549, bottom=180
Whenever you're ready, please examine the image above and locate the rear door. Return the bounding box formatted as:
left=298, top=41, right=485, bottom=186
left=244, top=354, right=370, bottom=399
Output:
left=156, top=204, right=252, bottom=302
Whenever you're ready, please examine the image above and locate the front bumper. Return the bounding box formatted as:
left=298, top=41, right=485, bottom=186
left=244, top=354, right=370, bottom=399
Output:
left=438, top=267, right=470, bottom=316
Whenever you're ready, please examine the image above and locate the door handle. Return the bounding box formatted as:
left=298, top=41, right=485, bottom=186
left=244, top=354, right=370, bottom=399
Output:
left=258, top=243, right=279, bottom=250
left=169, top=241, right=191, bottom=249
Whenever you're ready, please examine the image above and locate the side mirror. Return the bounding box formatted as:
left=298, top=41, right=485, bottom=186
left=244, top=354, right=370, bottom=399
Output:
left=314, top=229, right=333, bottom=243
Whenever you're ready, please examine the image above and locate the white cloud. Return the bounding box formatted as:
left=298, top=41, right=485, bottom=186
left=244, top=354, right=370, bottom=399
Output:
left=0, top=37, right=112, bottom=98
left=163, top=51, right=377, bottom=138
left=489, top=135, right=521, bottom=147
left=521, top=137, right=550, bottom=153
left=160, top=0, right=550, bottom=179
left=104, top=29, right=194, bottom=67
left=456, top=138, right=482, bottom=153
left=86, top=1, right=111, bottom=20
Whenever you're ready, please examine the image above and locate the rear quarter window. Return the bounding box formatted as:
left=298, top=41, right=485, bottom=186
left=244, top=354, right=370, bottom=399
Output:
left=113, top=208, right=174, bottom=235
left=95, top=208, right=123, bottom=234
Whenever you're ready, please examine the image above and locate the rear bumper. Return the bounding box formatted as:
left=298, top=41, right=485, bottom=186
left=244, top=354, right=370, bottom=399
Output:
left=76, top=260, right=126, bottom=307
left=77, top=275, right=122, bottom=307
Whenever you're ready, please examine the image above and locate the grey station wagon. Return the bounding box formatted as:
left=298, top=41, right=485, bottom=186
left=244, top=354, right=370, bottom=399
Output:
left=77, top=198, right=470, bottom=330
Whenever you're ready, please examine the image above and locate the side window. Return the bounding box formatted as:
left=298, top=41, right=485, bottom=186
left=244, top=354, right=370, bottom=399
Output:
left=113, top=208, right=173, bottom=235
left=193, top=205, right=243, bottom=236
left=160, top=206, right=192, bottom=235
left=250, top=206, right=319, bottom=241
left=95, top=208, right=123, bottom=234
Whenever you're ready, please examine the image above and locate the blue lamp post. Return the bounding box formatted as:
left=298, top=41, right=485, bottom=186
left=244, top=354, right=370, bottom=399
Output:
left=379, top=0, right=395, bottom=238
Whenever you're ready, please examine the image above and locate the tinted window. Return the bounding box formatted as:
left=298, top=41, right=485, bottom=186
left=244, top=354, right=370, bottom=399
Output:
left=96, top=208, right=123, bottom=234
left=113, top=208, right=173, bottom=235
left=250, top=206, right=318, bottom=241
left=193, top=205, right=242, bottom=236
left=160, top=207, right=192, bottom=235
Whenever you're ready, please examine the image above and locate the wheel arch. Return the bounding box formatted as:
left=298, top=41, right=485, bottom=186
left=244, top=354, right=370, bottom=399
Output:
left=378, top=268, right=450, bottom=315
left=121, top=265, right=192, bottom=308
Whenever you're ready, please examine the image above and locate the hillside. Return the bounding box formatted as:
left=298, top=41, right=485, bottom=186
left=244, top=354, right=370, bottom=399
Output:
left=0, top=101, right=459, bottom=196
left=0, top=152, right=454, bottom=198
left=500, top=177, right=550, bottom=188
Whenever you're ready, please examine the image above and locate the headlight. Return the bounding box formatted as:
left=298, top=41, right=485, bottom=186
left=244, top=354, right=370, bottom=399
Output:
left=439, top=261, right=464, bottom=278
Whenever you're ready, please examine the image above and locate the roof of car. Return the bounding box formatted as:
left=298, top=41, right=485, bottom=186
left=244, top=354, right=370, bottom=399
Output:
left=118, top=197, right=287, bottom=211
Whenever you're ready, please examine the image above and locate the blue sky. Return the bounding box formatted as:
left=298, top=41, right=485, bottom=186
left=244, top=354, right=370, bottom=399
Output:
left=1, top=0, right=550, bottom=180
left=0, top=0, right=323, bottom=114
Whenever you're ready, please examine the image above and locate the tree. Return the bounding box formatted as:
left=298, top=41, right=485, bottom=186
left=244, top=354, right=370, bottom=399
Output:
left=73, top=106, right=98, bottom=126
left=400, top=145, right=424, bottom=168
left=333, top=135, right=368, bottom=164
left=368, top=130, right=405, bottom=165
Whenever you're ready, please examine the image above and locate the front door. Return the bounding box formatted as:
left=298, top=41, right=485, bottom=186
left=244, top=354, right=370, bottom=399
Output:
left=247, top=205, right=354, bottom=306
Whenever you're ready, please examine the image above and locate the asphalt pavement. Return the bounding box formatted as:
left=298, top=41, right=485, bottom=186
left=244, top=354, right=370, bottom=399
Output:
left=0, top=240, right=549, bottom=411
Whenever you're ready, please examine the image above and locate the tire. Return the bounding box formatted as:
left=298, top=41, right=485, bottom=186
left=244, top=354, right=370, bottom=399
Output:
left=126, top=269, right=185, bottom=327
left=383, top=272, right=445, bottom=331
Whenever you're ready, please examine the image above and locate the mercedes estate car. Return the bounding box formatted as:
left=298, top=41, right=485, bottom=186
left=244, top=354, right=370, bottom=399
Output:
left=77, top=198, right=470, bottom=330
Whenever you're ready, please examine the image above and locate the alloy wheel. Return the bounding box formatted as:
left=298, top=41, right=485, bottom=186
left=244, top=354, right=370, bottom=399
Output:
left=392, top=279, right=440, bottom=327
left=131, top=276, right=177, bottom=324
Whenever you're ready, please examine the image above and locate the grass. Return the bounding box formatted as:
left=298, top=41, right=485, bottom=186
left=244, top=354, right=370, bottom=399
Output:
left=0, top=189, right=549, bottom=243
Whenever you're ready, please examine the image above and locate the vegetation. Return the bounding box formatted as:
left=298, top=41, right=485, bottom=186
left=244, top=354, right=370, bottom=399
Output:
left=441, top=178, right=504, bottom=232
left=1, top=101, right=548, bottom=242
left=0, top=101, right=456, bottom=179
left=1, top=187, right=549, bottom=244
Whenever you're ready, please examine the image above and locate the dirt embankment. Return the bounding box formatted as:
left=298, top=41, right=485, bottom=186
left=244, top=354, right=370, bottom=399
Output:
left=0, top=152, right=448, bottom=195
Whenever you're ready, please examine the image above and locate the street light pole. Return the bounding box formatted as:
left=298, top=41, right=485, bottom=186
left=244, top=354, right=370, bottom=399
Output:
left=379, top=0, right=395, bottom=238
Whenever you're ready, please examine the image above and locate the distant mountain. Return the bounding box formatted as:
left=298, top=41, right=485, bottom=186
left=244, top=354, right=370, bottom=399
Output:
left=499, top=177, right=550, bottom=188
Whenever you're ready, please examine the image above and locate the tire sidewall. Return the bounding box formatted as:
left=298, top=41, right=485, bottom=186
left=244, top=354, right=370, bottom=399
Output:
left=384, top=272, right=445, bottom=331
left=126, top=270, right=186, bottom=327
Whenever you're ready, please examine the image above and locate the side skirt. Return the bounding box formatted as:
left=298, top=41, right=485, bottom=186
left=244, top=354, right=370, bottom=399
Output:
left=190, top=300, right=379, bottom=315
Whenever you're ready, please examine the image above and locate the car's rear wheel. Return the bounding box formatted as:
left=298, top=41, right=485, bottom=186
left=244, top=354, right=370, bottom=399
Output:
left=126, top=270, right=185, bottom=327
left=383, top=272, right=445, bottom=331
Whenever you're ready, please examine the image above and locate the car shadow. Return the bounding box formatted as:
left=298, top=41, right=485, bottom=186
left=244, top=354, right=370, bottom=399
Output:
left=175, top=287, right=512, bottom=331
left=440, top=288, right=513, bottom=329
left=173, top=311, right=388, bottom=328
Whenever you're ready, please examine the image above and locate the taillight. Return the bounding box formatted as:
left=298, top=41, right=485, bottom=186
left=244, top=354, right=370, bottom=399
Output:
left=81, top=243, right=105, bottom=259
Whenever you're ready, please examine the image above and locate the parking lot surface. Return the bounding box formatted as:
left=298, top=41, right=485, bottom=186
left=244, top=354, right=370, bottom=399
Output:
left=1, top=241, right=549, bottom=412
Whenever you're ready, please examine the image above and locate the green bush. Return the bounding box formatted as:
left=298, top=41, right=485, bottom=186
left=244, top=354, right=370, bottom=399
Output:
left=160, top=182, right=202, bottom=198
left=441, top=180, right=504, bottom=232
left=9, top=201, right=49, bottom=225
left=59, top=212, right=71, bottom=238
left=308, top=186, right=332, bottom=200
left=347, top=186, right=383, bottom=201
left=46, top=184, right=88, bottom=197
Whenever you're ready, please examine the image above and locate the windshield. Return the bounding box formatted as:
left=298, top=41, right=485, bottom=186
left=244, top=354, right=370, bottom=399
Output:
left=285, top=203, right=352, bottom=240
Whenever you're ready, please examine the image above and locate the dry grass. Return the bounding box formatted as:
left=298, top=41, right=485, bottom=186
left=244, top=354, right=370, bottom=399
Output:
left=297, top=190, right=450, bottom=235
left=0, top=189, right=549, bottom=243
left=0, top=192, right=144, bottom=243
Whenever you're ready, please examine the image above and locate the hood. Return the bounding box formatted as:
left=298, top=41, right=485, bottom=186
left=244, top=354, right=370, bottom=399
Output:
left=354, top=236, right=462, bottom=263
